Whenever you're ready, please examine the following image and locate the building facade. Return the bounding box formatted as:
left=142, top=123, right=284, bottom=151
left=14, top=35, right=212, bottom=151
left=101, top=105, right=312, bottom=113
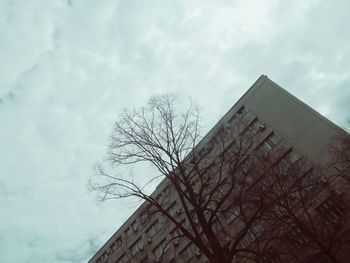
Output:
left=89, top=75, right=349, bottom=263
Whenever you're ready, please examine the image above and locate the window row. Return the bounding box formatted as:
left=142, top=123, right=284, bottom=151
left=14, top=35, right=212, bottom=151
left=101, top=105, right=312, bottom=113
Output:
left=227, top=105, right=249, bottom=128
left=197, top=105, right=250, bottom=158
left=109, top=202, right=182, bottom=262
left=95, top=236, right=122, bottom=263
left=316, top=192, right=348, bottom=222
left=115, top=237, right=173, bottom=263
left=258, top=132, right=282, bottom=154
left=242, top=118, right=265, bottom=137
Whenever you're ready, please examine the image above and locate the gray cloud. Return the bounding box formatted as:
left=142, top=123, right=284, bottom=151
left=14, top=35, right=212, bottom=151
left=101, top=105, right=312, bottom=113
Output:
left=1, top=0, right=350, bottom=262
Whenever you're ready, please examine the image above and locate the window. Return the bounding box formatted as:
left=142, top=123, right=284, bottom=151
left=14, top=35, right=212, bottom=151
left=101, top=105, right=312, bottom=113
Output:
left=141, top=204, right=154, bottom=224
left=212, top=218, right=223, bottom=233
left=116, top=253, right=128, bottom=263
left=243, top=118, right=264, bottom=137
left=170, top=220, right=188, bottom=240
left=170, top=226, right=183, bottom=239
left=211, top=181, right=229, bottom=201
left=227, top=106, right=249, bottom=129
left=198, top=143, right=213, bottom=156
left=110, top=237, right=122, bottom=252
left=275, top=150, right=301, bottom=174
left=146, top=220, right=161, bottom=238
left=130, top=238, right=144, bottom=255
left=225, top=206, right=239, bottom=222
left=179, top=243, right=198, bottom=261
left=252, top=222, right=264, bottom=237
left=259, top=132, right=281, bottom=153
left=316, top=193, right=348, bottom=222
left=225, top=141, right=240, bottom=156
left=288, top=150, right=301, bottom=164
left=200, top=231, right=209, bottom=244
left=156, top=186, right=171, bottom=204
left=236, top=157, right=254, bottom=184
left=208, top=136, right=217, bottom=148
left=162, top=186, right=170, bottom=197
left=155, top=193, right=162, bottom=203
left=116, top=237, right=122, bottom=246
left=170, top=226, right=183, bottom=246
left=152, top=239, right=169, bottom=259
left=125, top=226, right=132, bottom=237
left=131, top=220, right=138, bottom=232
left=101, top=252, right=108, bottom=263
left=167, top=202, right=179, bottom=217
left=240, top=157, right=253, bottom=173
left=289, top=225, right=308, bottom=244
left=180, top=219, right=190, bottom=232
left=240, top=229, right=255, bottom=247
left=237, top=105, right=248, bottom=116
left=190, top=210, right=199, bottom=224
left=140, top=211, right=148, bottom=224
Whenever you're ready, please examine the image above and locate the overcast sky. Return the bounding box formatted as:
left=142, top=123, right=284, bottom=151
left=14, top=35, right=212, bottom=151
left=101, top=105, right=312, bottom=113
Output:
left=1, top=1, right=350, bottom=262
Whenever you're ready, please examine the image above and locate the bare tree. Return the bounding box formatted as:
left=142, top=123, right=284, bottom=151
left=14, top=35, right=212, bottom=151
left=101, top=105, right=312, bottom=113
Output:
left=90, top=95, right=348, bottom=263
left=230, top=122, right=350, bottom=263
left=254, top=156, right=349, bottom=263
left=330, top=125, right=350, bottom=186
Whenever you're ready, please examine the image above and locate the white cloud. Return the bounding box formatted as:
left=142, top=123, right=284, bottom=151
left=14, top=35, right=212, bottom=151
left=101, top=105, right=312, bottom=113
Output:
left=0, top=0, right=350, bottom=262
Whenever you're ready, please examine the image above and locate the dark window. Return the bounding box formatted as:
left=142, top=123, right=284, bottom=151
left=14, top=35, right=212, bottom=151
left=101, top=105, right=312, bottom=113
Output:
left=259, top=132, right=281, bottom=153
left=227, top=106, right=249, bottom=128
left=167, top=202, right=179, bottom=217
left=179, top=243, right=198, bottom=262
left=289, top=225, right=308, bottom=245
left=316, top=193, right=348, bottom=222
left=131, top=220, right=138, bottom=232
left=240, top=229, right=255, bottom=247
left=110, top=236, right=122, bottom=252
left=275, top=150, right=301, bottom=174
left=243, top=118, right=264, bottom=137
left=225, top=141, right=240, bottom=155
left=170, top=226, right=183, bottom=239
left=125, top=226, right=132, bottom=237
left=116, top=253, right=128, bottom=263
left=152, top=239, right=169, bottom=259
left=225, top=205, right=239, bottom=222
left=212, top=217, right=223, bottom=233
left=129, top=238, right=144, bottom=255
left=146, top=220, right=161, bottom=238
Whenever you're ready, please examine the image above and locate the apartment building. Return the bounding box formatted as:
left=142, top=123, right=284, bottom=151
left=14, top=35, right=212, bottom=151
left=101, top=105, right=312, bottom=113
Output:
left=89, top=75, right=349, bottom=263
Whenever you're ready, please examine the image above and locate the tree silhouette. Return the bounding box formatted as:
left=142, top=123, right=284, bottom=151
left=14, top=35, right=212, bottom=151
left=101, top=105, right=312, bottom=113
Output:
left=90, top=95, right=349, bottom=263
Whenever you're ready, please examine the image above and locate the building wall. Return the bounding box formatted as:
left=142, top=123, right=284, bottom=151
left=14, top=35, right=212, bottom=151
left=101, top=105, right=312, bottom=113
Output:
left=89, top=75, right=348, bottom=263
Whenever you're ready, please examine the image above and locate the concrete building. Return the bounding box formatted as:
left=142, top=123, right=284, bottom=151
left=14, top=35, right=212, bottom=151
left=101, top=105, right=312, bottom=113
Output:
left=89, top=75, right=349, bottom=263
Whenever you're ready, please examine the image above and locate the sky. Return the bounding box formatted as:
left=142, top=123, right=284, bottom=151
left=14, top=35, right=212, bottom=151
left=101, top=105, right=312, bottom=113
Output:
left=0, top=0, right=350, bottom=262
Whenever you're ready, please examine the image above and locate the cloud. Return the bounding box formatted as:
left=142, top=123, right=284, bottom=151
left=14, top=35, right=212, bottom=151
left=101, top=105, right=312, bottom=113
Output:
left=1, top=0, right=350, bottom=262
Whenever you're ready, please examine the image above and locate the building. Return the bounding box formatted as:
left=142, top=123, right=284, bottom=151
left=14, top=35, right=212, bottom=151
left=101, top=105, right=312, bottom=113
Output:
left=89, top=75, right=349, bottom=263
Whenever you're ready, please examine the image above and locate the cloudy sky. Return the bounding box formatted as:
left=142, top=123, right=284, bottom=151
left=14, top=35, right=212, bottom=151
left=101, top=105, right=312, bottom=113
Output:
left=1, top=0, right=350, bottom=262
